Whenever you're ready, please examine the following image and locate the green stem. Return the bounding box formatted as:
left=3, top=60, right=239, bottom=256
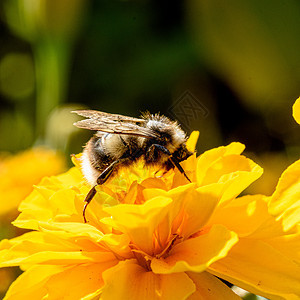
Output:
left=34, top=37, right=70, bottom=141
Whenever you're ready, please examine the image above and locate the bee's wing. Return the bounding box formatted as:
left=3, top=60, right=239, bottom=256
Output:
left=73, top=110, right=145, bottom=123
left=72, top=110, right=159, bottom=138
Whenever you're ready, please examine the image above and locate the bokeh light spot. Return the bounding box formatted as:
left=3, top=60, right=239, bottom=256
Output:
left=0, top=53, right=35, bottom=101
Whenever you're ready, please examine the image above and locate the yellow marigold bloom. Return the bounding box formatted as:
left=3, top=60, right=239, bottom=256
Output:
left=0, top=147, right=66, bottom=216
left=0, top=132, right=299, bottom=299
left=293, top=97, right=300, bottom=124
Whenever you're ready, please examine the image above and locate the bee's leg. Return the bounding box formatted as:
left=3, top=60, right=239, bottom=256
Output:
left=169, top=156, right=191, bottom=182
left=154, top=169, right=169, bottom=178
left=96, top=159, right=121, bottom=185
left=83, top=186, right=97, bottom=223
left=83, top=158, right=129, bottom=223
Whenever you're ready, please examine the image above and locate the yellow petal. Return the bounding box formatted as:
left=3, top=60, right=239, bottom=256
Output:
left=0, top=231, right=117, bottom=267
left=143, top=183, right=196, bottom=245
left=71, top=153, right=82, bottom=168
left=48, top=189, right=78, bottom=216
left=79, top=189, right=118, bottom=232
left=3, top=265, right=63, bottom=300
left=196, top=142, right=245, bottom=186
left=186, top=131, right=200, bottom=152
left=151, top=224, right=238, bottom=274
left=14, top=179, right=115, bottom=232
left=100, top=233, right=133, bottom=259
left=101, top=260, right=196, bottom=300
left=215, top=196, right=294, bottom=241
left=13, top=169, right=84, bottom=228
left=103, top=197, right=173, bottom=254
left=12, top=189, right=53, bottom=230
left=179, top=184, right=225, bottom=238
left=44, top=262, right=117, bottom=300
left=209, top=239, right=300, bottom=299
left=269, top=159, right=300, bottom=231
left=38, top=221, right=105, bottom=241
left=16, top=188, right=79, bottom=227
left=267, top=232, right=300, bottom=265
left=55, top=166, right=84, bottom=188
left=175, top=143, right=245, bottom=189
left=200, top=155, right=263, bottom=205
left=4, top=262, right=117, bottom=300
left=174, top=153, right=198, bottom=186
left=141, top=177, right=168, bottom=191
left=187, top=271, right=241, bottom=300
left=208, top=195, right=270, bottom=237
left=292, top=97, right=300, bottom=124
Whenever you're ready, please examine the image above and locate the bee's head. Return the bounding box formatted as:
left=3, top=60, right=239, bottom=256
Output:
left=145, top=114, right=187, bottom=150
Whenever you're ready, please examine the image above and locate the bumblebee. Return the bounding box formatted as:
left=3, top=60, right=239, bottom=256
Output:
left=73, top=110, right=193, bottom=222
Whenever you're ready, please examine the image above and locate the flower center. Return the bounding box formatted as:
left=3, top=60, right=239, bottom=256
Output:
left=129, top=234, right=183, bottom=272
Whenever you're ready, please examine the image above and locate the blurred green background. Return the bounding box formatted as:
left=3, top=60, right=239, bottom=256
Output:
left=0, top=0, right=299, bottom=189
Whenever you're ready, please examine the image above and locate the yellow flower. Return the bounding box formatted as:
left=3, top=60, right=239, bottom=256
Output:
left=293, top=97, right=300, bottom=124
left=0, top=132, right=299, bottom=299
left=0, top=147, right=66, bottom=216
